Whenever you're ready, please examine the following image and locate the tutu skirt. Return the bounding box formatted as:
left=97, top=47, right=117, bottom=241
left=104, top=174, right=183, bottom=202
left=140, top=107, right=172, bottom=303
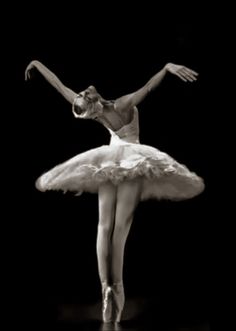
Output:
left=36, top=142, right=204, bottom=201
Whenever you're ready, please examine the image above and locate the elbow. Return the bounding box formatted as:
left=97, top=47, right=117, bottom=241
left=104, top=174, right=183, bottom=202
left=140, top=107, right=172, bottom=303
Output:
left=145, top=83, right=153, bottom=94
left=147, top=85, right=152, bottom=93
left=31, top=60, right=41, bottom=67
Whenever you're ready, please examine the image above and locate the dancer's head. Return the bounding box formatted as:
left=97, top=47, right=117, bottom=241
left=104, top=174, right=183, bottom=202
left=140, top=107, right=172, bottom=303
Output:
left=72, top=85, right=106, bottom=119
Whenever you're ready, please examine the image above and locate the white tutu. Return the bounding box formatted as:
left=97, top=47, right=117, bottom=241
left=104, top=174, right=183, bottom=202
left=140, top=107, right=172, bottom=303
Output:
left=36, top=107, right=204, bottom=201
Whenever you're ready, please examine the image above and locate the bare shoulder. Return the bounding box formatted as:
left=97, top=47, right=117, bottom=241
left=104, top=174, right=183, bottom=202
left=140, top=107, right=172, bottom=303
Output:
left=114, top=94, right=134, bottom=113
left=114, top=103, right=135, bottom=124
left=102, top=102, right=135, bottom=128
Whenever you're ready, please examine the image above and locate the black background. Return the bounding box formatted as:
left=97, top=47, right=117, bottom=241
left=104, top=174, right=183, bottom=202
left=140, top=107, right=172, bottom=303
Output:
left=10, top=6, right=220, bottom=330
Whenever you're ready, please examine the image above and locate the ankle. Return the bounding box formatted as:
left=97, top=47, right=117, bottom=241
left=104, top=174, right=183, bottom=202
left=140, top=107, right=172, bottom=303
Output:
left=101, top=281, right=110, bottom=289
left=112, top=281, right=123, bottom=287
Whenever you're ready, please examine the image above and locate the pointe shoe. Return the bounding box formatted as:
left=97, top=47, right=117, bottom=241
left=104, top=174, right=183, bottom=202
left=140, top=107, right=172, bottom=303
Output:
left=100, top=322, right=122, bottom=331
left=102, top=283, right=113, bottom=323
left=112, top=282, right=125, bottom=323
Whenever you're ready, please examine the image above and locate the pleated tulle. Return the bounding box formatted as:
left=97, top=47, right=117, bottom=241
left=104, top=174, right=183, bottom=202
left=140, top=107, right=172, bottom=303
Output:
left=36, top=143, right=204, bottom=201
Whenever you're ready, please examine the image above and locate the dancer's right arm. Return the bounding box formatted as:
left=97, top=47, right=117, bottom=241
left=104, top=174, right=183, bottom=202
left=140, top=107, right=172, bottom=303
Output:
left=25, top=60, right=77, bottom=104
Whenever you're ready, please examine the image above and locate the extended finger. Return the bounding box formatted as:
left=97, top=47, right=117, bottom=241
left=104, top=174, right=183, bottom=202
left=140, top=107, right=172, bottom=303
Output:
left=181, top=69, right=195, bottom=81
left=184, top=67, right=199, bottom=76
left=183, top=68, right=198, bottom=80
left=178, top=69, right=193, bottom=81
left=176, top=72, right=187, bottom=82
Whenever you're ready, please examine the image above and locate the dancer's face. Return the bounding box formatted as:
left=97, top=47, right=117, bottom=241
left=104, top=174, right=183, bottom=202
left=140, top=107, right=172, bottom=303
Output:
left=73, top=86, right=104, bottom=118
left=76, top=86, right=100, bottom=111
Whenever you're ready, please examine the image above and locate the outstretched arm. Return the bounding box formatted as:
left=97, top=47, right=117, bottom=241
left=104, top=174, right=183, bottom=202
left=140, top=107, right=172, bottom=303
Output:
left=115, top=63, right=198, bottom=112
left=25, top=60, right=77, bottom=104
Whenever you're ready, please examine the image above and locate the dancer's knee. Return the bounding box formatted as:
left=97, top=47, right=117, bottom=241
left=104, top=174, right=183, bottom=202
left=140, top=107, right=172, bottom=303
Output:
left=97, top=222, right=113, bottom=237
left=113, top=220, right=130, bottom=235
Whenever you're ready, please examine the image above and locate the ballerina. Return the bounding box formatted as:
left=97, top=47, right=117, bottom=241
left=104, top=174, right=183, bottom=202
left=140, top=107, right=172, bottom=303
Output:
left=25, top=60, right=204, bottom=323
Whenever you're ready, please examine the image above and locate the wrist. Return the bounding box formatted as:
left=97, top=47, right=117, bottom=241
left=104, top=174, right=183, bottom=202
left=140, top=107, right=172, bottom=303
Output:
left=164, top=63, right=171, bottom=72
left=32, top=60, right=40, bottom=68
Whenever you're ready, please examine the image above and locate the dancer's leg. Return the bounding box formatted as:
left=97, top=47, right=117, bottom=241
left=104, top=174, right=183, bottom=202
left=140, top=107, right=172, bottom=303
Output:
left=97, top=182, right=117, bottom=323
left=97, top=182, right=117, bottom=283
left=111, top=179, right=141, bottom=283
left=111, top=180, right=141, bottom=321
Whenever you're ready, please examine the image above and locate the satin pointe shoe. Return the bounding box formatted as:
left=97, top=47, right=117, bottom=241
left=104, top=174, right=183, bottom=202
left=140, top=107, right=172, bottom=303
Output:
left=112, top=282, right=125, bottom=323
left=100, top=322, right=122, bottom=331
left=102, top=282, right=113, bottom=323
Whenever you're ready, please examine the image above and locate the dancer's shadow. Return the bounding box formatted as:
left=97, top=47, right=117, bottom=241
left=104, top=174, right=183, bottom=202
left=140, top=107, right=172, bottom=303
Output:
left=99, top=321, right=210, bottom=331
left=99, top=322, right=122, bottom=331
left=57, top=298, right=210, bottom=331
left=99, top=322, right=210, bottom=331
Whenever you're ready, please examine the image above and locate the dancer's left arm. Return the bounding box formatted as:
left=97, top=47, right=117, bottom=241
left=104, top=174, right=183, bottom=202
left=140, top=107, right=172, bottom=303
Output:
left=115, top=63, right=198, bottom=112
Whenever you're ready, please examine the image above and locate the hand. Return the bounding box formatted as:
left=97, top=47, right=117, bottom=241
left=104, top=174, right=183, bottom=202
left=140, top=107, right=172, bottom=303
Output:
left=165, top=63, right=198, bottom=82
left=25, top=60, right=38, bottom=81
